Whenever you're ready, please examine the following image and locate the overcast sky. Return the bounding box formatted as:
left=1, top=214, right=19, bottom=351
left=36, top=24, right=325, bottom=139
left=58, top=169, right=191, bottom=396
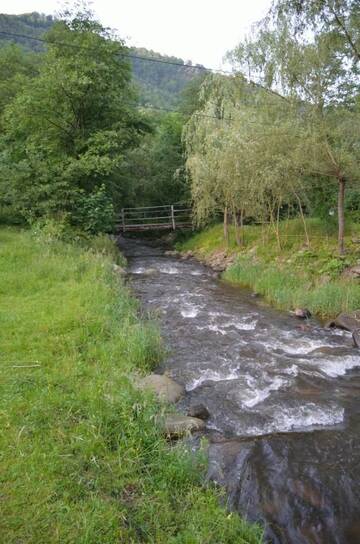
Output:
left=1, top=0, right=272, bottom=68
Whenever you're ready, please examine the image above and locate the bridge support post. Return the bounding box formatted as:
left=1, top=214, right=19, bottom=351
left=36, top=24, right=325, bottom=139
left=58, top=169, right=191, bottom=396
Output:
left=171, top=205, right=176, bottom=230
left=121, top=208, right=126, bottom=232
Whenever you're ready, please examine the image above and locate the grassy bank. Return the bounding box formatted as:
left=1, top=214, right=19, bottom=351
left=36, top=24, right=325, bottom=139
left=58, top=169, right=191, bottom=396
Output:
left=178, top=218, right=360, bottom=319
left=0, top=227, right=262, bottom=543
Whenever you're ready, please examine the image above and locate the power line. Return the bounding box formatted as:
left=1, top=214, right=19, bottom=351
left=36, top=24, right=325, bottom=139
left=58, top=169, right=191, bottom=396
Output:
left=0, top=29, right=301, bottom=129
left=0, top=29, right=287, bottom=101
left=0, top=30, right=222, bottom=73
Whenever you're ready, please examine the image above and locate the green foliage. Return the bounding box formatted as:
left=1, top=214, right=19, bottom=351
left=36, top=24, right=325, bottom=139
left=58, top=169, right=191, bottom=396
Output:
left=0, top=227, right=263, bottom=543
left=0, top=13, right=205, bottom=110
left=179, top=218, right=360, bottom=319
left=0, top=43, right=39, bottom=118
left=130, top=47, right=208, bottom=109
left=120, top=112, right=190, bottom=207
left=74, top=185, right=114, bottom=234
left=0, top=7, right=150, bottom=231
left=0, top=12, right=54, bottom=51
left=184, top=0, right=360, bottom=254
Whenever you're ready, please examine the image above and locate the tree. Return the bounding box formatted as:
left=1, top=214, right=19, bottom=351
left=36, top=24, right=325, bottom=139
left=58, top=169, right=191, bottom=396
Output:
left=0, top=4, right=149, bottom=231
left=227, top=0, right=360, bottom=254
left=0, top=44, right=39, bottom=120
left=120, top=112, right=189, bottom=207
left=183, top=73, right=309, bottom=247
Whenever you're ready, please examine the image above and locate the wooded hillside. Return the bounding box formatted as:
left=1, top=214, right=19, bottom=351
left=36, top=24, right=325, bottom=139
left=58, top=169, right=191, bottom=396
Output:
left=0, top=12, right=205, bottom=108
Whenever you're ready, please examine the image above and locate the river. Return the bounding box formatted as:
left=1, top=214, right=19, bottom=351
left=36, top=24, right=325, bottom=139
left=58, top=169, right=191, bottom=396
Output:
left=120, top=237, right=360, bottom=544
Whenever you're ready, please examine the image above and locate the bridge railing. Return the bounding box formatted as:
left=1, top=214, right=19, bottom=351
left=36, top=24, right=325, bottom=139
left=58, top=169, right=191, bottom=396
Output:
left=118, top=204, right=192, bottom=232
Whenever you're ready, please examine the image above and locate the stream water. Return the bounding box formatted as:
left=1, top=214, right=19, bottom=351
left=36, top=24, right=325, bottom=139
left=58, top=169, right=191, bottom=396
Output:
left=120, top=237, right=360, bottom=544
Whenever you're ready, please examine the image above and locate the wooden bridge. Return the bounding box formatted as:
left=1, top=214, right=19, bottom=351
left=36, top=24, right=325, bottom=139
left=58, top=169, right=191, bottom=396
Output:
left=118, top=204, right=192, bottom=232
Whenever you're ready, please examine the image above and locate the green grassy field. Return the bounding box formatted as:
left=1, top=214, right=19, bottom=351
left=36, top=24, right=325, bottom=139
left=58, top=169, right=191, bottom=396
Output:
left=178, top=218, right=360, bottom=319
left=0, top=227, right=262, bottom=543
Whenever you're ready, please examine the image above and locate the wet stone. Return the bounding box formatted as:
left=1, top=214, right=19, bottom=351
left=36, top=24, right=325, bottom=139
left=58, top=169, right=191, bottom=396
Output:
left=137, top=374, right=185, bottom=403
left=353, top=329, right=360, bottom=349
left=294, top=308, right=312, bottom=319
left=187, top=403, right=210, bottom=420
left=328, top=310, right=360, bottom=332
left=163, top=414, right=205, bottom=437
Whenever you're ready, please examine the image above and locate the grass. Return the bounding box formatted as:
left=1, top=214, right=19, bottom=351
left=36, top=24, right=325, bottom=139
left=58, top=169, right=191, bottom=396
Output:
left=0, top=227, right=262, bottom=544
left=178, top=218, right=360, bottom=319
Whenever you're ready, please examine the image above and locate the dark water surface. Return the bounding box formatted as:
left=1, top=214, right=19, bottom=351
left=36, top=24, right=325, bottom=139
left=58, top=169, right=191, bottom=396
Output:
left=121, top=238, right=360, bottom=544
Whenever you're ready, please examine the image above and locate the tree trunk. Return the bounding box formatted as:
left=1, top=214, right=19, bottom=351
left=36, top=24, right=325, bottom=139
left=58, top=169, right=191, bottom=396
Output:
left=338, top=178, right=346, bottom=255
left=223, top=206, right=229, bottom=247
left=233, top=209, right=244, bottom=247
left=275, top=201, right=282, bottom=251
left=294, top=191, right=310, bottom=247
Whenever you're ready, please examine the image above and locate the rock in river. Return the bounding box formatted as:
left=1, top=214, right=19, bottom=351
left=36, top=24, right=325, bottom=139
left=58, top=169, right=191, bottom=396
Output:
left=327, top=310, right=360, bottom=332
left=137, top=374, right=185, bottom=403
left=163, top=414, right=205, bottom=437
left=294, top=308, right=312, bottom=319
left=187, top=403, right=210, bottom=420
left=353, top=329, right=360, bottom=348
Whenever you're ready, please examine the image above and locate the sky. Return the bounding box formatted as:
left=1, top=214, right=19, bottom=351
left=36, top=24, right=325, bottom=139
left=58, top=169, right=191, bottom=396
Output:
left=1, top=0, right=272, bottom=68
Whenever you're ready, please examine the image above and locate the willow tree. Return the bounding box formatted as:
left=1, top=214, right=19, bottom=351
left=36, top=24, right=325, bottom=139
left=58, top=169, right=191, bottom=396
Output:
left=183, top=75, right=257, bottom=245
left=183, top=74, right=307, bottom=247
left=228, top=0, right=360, bottom=254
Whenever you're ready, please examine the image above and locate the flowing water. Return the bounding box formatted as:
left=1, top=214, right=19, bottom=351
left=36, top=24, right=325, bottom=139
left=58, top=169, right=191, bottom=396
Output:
left=121, top=238, right=360, bottom=544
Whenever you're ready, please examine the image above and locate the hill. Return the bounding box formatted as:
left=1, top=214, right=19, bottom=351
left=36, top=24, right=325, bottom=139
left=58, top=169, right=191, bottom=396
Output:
left=0, top=12, right=206, bottom=108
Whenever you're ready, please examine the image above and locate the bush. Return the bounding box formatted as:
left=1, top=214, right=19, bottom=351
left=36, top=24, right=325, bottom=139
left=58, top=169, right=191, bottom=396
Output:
left=73, top=185, right=115, bottom=234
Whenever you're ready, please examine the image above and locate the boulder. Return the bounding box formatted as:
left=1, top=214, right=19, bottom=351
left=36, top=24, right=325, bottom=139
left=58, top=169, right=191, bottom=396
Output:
left=352, top=329, right=360, bottom=348
left=187, top=403, right=210, bottom=420
left=137, top=374, right=185, bottom=403
left=164, top=250, right=180, bottom=257
left=163, top=414, right=205, bottom=437
left=293, top=308, right=312, bottom=319
left=205, top=250, right=235, bottom=272
left=327, top=310, right=360, bottom=332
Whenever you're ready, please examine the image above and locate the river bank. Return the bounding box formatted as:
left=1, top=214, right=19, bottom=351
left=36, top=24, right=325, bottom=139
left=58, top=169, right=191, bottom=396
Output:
left=176, top=218, right=360, bottom=320
left=0, top=227, right=262, bottom=543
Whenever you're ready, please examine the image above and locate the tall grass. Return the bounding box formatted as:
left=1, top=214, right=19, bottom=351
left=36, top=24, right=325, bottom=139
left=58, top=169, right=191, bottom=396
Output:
left=179, top=218, right=360, bottom=319
left=0, top=228, right=262, bottom=543
left=224, top=258, right=360, bottom=319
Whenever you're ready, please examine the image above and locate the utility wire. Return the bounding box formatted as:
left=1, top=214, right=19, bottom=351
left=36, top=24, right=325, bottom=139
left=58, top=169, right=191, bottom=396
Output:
left=0, top=29, right=287, bottom=101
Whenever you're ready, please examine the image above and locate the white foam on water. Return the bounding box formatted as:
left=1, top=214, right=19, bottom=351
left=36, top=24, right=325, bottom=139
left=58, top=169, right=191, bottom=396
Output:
left=224, top=319, right=258, bottom=331
left=181, top=307, right=199, bottom=318
left=131, top=266, right=147, bottom=274
left=231, top=402, right=345, bottom=437
left=208, top=324, right=228, bottom=335
left=186, top=368, right=240, bottom=391
left=242, top=375, right=289, bottom=408
left=282, top=364, right=299, bottom=376
left=158, top=264, right=180, bottom=274
left=261, top=336, right=338, bottom=355
left=314, top=355, right=360, bottom=377
left=273, top=402, right=344, bottom=431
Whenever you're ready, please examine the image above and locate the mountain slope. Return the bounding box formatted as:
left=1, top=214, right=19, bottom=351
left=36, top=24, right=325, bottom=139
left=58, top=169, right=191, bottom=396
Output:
left=0, top=12, right=206, bottom=108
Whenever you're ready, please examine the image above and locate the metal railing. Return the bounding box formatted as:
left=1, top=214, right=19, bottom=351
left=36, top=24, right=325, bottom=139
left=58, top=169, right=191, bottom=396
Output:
left=118, top=204, right=192, bottom=232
